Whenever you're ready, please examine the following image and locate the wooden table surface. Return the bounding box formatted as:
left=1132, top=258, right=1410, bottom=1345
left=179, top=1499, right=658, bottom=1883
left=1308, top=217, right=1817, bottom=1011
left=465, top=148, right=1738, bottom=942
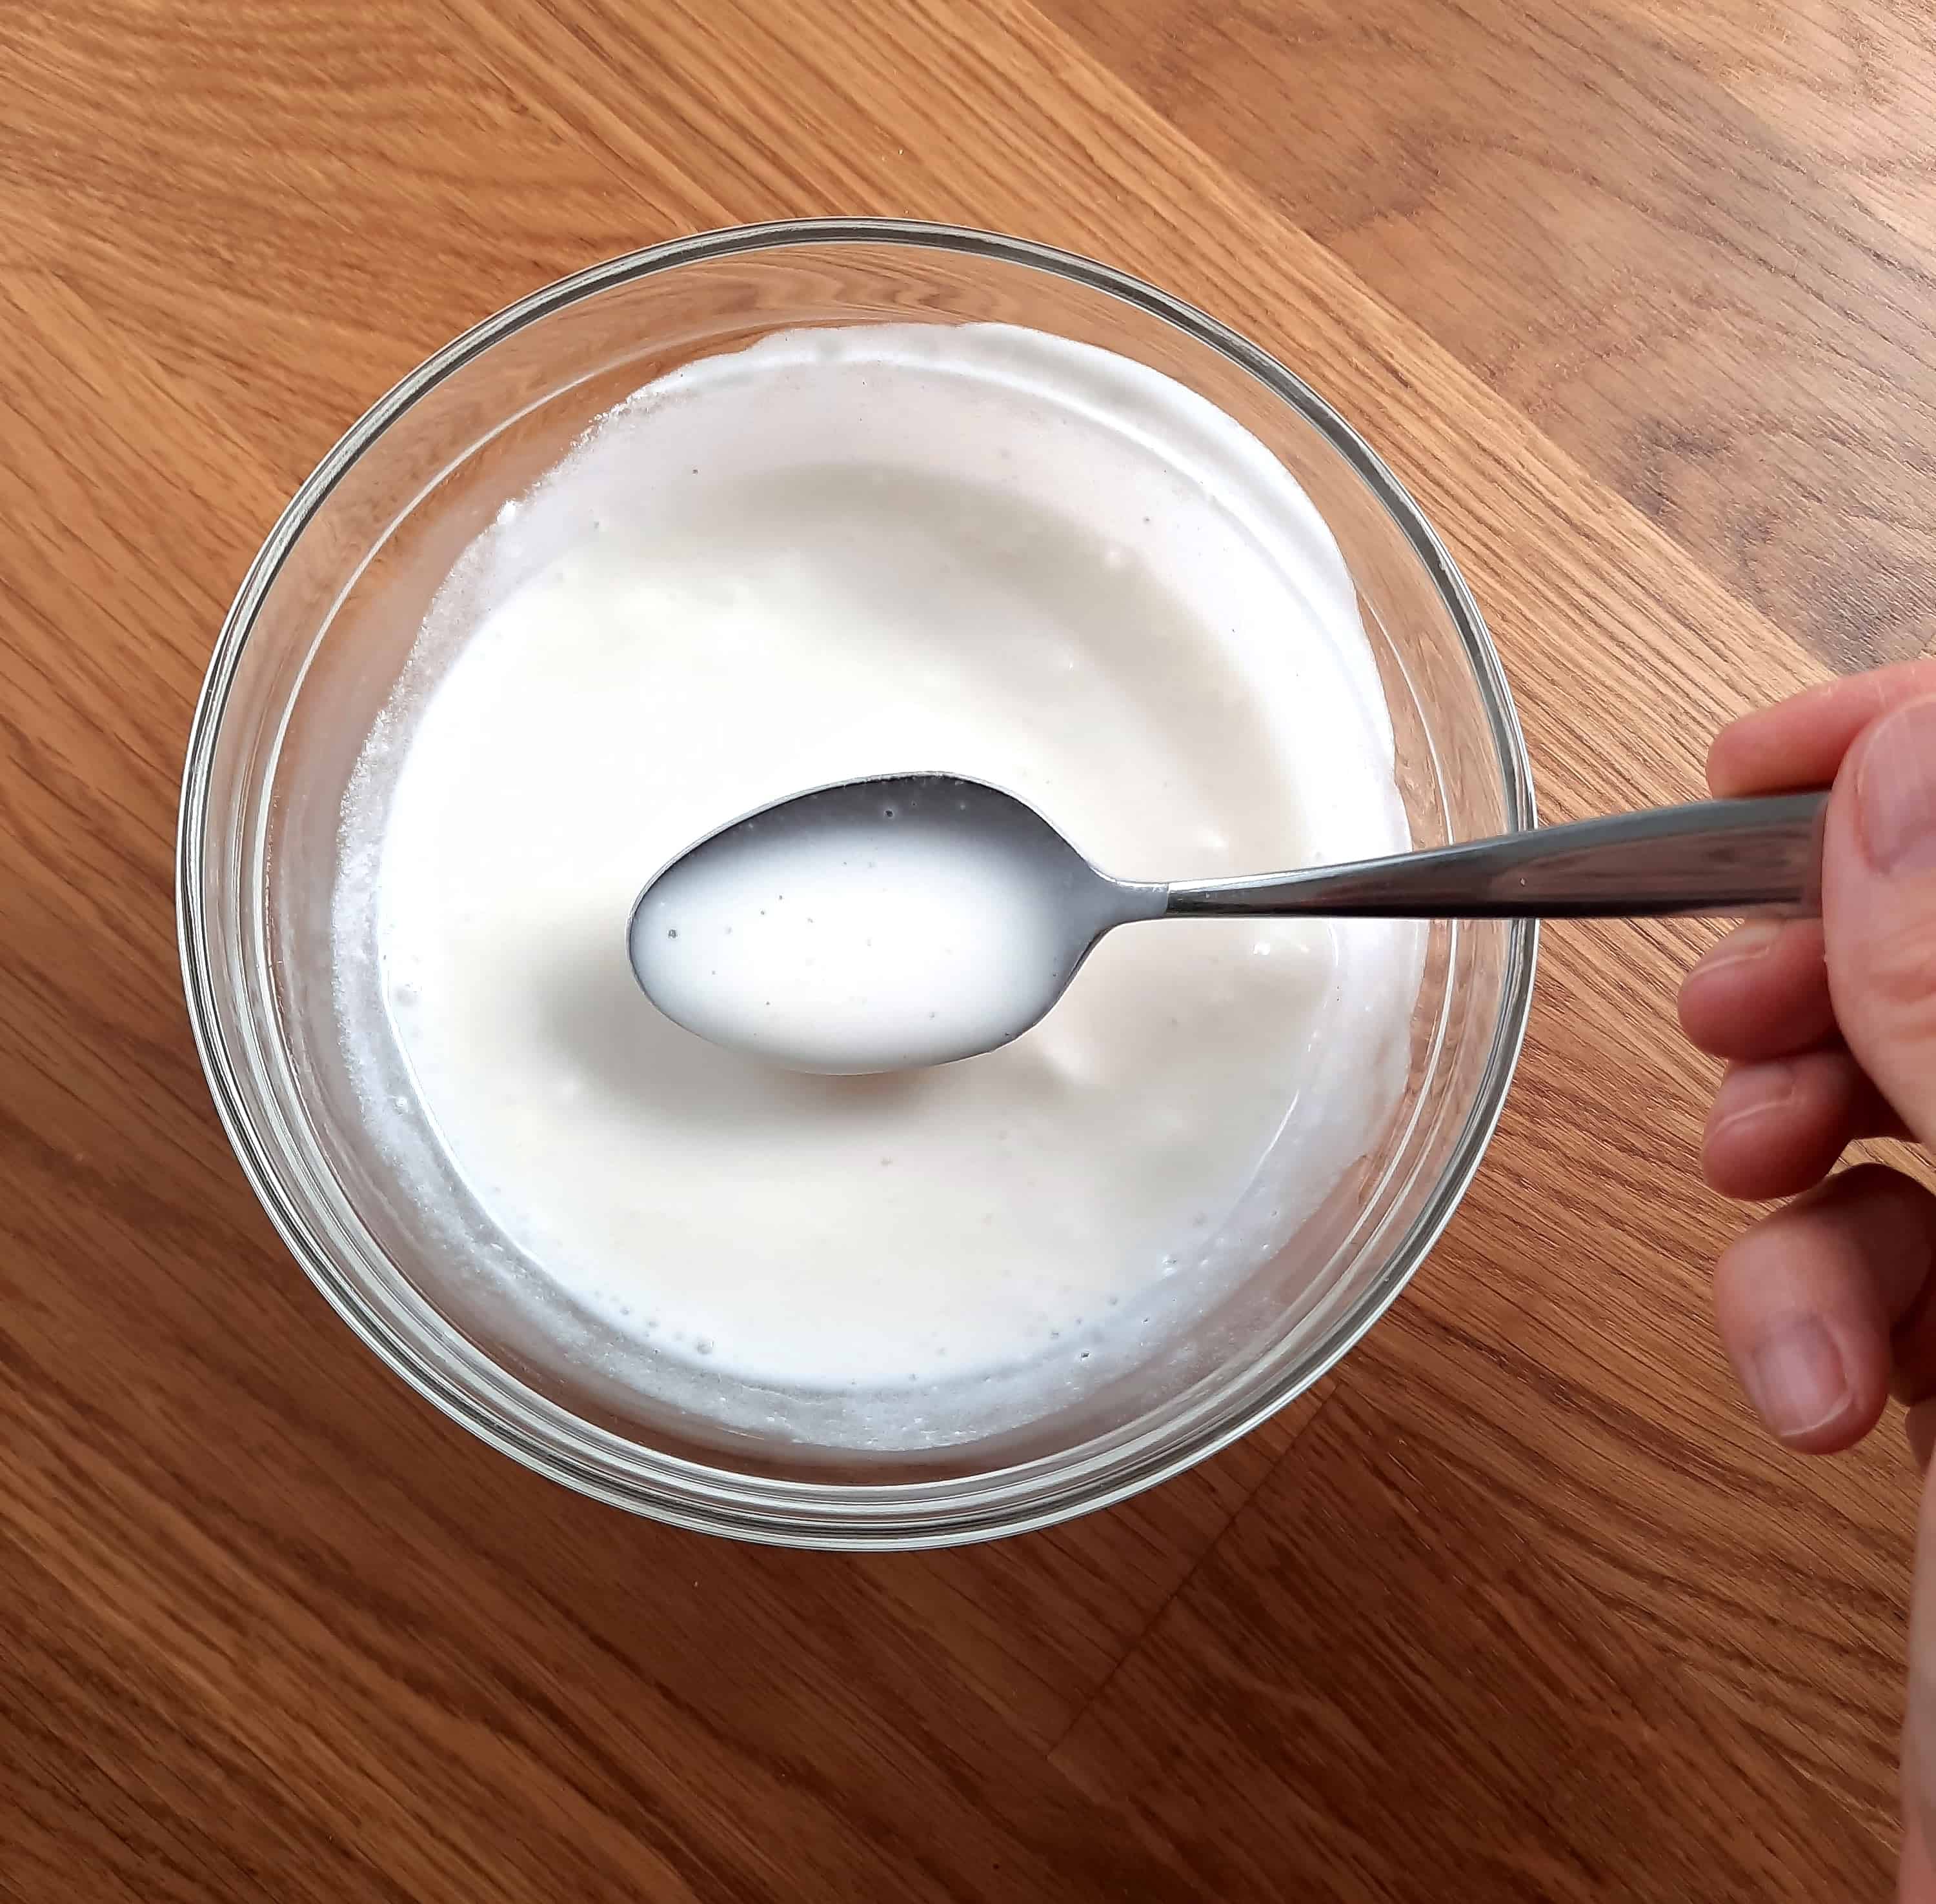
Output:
left=5, top=2, right=1935, bottom=1898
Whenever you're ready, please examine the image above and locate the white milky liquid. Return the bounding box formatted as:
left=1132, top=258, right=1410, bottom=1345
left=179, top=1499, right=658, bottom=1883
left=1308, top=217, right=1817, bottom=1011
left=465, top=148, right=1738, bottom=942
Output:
left=630, top=779, right=1136, bottom=1074
left=339, top=323, right=1422, bottom=1428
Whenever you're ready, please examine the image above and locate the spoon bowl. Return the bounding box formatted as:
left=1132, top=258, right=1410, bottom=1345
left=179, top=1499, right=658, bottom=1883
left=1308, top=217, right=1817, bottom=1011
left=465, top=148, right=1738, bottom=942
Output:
left=629, top=774, right=1163, bottom=1074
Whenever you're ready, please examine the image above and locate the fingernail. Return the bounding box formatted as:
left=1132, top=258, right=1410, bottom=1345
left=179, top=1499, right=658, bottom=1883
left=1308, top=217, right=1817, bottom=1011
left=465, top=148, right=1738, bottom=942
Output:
left=1744, top=1318, right=1850, bottom=1441
left=1855, top=697, right=1936, bottom=876
left=1711, top=1059, right=1795, bottom=1127
left=1694, top=921, right=1784, bottom=977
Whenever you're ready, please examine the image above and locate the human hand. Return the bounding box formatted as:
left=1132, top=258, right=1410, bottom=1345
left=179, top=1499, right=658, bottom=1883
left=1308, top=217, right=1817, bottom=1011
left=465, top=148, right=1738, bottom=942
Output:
left=1677, top=659, right=1936, bottom=1896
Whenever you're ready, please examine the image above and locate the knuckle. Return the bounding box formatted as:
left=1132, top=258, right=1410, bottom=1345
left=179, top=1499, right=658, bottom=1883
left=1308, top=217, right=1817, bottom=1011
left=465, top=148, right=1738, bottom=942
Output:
left=1848, top=912, right=1936, bottom=1035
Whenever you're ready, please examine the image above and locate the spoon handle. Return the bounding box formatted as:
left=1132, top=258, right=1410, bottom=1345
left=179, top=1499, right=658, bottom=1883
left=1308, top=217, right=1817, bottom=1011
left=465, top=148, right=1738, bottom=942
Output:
left=1162, top=792, right=1829, bottom=921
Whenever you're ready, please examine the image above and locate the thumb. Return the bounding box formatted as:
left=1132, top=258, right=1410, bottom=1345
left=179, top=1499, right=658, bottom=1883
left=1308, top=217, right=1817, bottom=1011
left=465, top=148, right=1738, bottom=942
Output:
left=1823, top=694, right=1936, bottom=1147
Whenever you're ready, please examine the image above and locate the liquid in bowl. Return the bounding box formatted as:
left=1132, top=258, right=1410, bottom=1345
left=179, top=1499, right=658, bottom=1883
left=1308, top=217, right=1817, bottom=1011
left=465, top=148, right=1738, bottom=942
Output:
left=344, top=323, right=1422, bottom=1447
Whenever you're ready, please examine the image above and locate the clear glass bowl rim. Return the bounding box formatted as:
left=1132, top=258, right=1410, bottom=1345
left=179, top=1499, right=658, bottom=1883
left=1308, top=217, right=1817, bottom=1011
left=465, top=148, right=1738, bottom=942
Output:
left=177, top=217, right=1537, bottom=1549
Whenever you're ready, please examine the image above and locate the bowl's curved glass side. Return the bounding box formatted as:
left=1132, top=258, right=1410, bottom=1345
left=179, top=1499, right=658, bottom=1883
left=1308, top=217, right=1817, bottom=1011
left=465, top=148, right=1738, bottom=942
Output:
left=178, top=219, right=1533, bottom=1549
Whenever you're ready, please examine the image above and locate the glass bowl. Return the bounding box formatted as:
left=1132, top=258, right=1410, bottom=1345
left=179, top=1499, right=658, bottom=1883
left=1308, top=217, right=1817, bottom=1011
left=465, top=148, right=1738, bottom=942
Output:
left=178, top=219, right=1534, bottom=1549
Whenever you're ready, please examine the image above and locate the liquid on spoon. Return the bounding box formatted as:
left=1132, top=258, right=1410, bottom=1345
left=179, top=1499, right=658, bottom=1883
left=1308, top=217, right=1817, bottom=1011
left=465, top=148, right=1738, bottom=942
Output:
left=629, top=776, right=1153, bottom=1074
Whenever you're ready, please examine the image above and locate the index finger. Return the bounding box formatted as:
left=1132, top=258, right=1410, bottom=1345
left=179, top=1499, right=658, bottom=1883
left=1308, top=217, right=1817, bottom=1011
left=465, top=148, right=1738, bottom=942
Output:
left=1708, top=657, right=1936, bottom=797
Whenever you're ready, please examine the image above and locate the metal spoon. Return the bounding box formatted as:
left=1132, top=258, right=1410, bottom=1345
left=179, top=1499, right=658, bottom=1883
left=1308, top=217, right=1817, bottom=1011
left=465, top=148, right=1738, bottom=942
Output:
left=628, top=772, right=1826, bottom=1072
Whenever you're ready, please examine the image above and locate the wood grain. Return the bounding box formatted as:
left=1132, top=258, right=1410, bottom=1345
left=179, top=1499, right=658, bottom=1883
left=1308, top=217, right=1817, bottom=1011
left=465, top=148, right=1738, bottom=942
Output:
left=0, top=1, right=1928, bottom=1898
left=1047, top=0, right=1936, bottom=674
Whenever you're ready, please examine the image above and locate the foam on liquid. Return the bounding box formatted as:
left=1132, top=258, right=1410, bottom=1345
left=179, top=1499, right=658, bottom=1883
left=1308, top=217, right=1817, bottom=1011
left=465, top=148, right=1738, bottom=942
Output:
left=340, top=324, right=1421, bottom=1432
